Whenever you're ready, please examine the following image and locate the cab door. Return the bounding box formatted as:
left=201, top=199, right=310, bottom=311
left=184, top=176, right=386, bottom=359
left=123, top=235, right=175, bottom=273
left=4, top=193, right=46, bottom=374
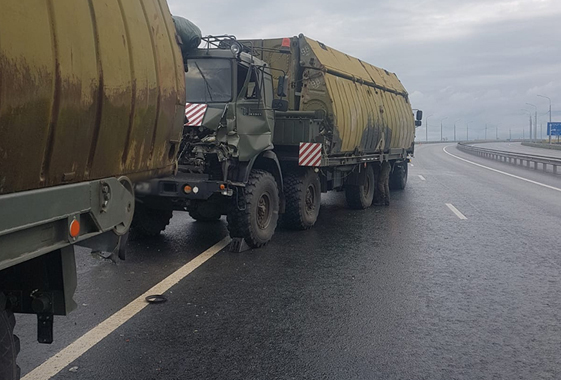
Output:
left=235, top=64, right=275, bottom=161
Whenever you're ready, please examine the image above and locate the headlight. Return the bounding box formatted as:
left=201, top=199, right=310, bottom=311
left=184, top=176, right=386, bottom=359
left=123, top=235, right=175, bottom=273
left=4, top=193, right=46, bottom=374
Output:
left=135, top=182, right=151, bottom=194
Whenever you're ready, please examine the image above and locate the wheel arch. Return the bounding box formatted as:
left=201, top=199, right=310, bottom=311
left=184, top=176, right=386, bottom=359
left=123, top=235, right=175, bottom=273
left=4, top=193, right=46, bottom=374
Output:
left=237, top=150, right=285, bottom=213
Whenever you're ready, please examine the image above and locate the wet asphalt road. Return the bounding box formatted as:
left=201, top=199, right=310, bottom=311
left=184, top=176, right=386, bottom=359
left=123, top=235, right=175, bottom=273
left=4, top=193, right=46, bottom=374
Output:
left=16, top=143, right=561, bottom=380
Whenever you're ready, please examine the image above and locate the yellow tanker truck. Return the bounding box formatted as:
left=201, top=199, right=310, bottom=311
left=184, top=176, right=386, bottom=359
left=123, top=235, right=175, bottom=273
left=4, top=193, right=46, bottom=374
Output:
left=133, top=34, right=422, bottom=249
left=0, top=1, right=185, bottom=378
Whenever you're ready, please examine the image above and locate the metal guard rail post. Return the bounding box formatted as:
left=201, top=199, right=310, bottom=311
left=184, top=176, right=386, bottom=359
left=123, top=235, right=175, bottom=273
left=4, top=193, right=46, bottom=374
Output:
left=457, top=142, right=561, bottom=175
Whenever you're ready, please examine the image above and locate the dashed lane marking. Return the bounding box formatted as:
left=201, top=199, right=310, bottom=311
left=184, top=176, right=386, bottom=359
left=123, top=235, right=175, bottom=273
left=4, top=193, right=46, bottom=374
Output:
left=443, top=146, right=561, bottom=193
left=22, top=237, right=231, bottom=380
left=418, top=175, right=426, bottom=181
left=446, top=203, right=467, bottom=220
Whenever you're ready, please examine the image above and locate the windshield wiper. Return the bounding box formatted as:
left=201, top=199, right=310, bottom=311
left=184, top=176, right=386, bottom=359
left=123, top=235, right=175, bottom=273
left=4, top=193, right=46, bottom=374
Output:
left=194, top=61, right=214, bottom=102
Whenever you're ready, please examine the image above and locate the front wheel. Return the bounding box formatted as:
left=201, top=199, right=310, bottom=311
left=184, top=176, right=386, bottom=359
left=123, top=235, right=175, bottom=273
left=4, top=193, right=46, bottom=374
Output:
left=227, top=170, right=279, bottom=248
left=130, top=202, right=173, bottom=237
left=189, top=206, right=221, bottom=222
left=0, top=293, right=20, bottom=380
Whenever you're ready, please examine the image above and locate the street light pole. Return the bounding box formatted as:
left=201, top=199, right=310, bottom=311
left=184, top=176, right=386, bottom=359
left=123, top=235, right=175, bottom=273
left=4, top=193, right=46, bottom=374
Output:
left=454, top=118, right=461, bottom=141
left=485, top=124, right=488, bottom=140
left=426, top=114, right=433, bottom=142
left=466, top=121, right=473, bottom=141
left=440, top=117, right=448, bottom=141
left=526, top=103, right=538, bottom=141
left=537, top=95, right=552, bottom=144
left=521, top=109, right=532, bottom=141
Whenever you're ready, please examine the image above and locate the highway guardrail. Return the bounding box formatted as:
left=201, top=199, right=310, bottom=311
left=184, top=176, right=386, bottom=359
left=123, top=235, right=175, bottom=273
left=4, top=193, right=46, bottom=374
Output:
left=457, top=142, right=561, bottom=174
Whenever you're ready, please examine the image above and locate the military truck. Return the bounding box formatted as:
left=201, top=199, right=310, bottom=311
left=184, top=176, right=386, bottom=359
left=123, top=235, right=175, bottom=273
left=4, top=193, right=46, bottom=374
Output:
left=133, top=34, right=422, bottom=249
left=0, top=1, right=185, bottom=378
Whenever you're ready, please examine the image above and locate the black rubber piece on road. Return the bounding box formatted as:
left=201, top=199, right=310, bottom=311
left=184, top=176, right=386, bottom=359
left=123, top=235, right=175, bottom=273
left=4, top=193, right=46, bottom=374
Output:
left=145, top=295, right=168, bottom=304
left=130, top=202, right=173, bottom=237
left=0, top=293, right=20, bottom=380
left=227, top=170, right=279, bottom=248
left=345, top=164, right=375, bottom=209
left=282, top=169, right=321, bottom=230
left=189, top=209, right=221, bottom=222
left=390, top=161, right=408, bottom=190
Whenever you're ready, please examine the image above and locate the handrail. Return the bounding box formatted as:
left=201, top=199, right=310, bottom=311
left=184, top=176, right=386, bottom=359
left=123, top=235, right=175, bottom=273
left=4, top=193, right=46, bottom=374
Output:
left=456, top=142, right=561, bottom=174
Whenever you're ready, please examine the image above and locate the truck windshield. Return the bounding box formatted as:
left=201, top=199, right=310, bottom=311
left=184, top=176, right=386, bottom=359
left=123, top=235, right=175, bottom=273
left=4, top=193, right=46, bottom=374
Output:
left=185, top=59, right=232, bottom=103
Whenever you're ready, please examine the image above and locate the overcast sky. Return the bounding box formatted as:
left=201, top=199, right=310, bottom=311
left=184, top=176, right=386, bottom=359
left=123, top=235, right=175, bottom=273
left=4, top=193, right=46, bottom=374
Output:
left=169, top=0, right=561, bottom=141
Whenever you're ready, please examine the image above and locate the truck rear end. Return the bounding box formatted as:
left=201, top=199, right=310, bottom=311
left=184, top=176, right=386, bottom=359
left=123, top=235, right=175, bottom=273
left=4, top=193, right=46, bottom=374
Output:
left=0, top=1, right=185, bottom=377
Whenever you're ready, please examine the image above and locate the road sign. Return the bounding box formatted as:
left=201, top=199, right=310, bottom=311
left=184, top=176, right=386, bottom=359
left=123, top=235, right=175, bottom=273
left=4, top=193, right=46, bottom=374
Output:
left=547, top=122, right=561, bottom=136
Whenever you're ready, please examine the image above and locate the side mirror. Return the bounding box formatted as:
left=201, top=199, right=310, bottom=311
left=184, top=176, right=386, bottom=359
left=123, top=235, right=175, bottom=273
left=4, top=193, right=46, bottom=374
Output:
left=272, top=99, right=289, bottom=112
left=277, top=75, right=288, bottom=97
left=415, top=120, right=422, bottom=127
left=416, top=110, right=423, bottom=121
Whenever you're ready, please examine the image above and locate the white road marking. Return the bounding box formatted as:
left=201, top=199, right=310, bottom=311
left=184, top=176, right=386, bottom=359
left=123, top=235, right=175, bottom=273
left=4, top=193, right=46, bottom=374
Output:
left=418, top=175, right=426, bottom=181
left=22, top=237, right=231, bottom=380
left=443, top=146, right=561, bottom=193
left=446, top=203, right=467, bottom=220
left=409, top=163, right=414, bottom=167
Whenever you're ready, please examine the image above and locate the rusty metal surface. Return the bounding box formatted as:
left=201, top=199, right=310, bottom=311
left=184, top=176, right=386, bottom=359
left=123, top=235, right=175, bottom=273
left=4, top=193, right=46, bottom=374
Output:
left=0, top=0, right=185, bottom=195
left=241, top=36, right=415, bottom=155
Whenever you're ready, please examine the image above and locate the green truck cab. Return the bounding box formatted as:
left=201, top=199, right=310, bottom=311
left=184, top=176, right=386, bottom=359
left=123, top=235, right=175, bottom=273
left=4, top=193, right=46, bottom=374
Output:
left=134, top=37, right=286, bottom=248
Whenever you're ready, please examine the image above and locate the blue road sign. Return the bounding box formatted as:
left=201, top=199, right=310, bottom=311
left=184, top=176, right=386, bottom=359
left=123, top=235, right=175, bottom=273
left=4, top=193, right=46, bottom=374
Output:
left=547, top=122, right=561, bottom=136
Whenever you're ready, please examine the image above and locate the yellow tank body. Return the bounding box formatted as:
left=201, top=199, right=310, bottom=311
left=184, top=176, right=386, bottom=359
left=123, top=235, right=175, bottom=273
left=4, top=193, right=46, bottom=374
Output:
left=0, top=0, right=186, bottom=195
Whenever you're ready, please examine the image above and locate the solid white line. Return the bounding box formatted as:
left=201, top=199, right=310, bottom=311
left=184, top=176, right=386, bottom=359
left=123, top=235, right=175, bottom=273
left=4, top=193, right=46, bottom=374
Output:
left=22, top=237, right=231, bottom=380
left=446, top=203, right=467, bottom=220
left=443, top=146, right=561, bottom=193
left=418, top=175, right=426, bottom=181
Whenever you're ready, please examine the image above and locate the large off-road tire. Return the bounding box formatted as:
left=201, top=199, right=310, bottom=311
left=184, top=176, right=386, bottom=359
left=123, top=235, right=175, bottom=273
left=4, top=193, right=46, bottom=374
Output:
left=130, top=202, right=173, bottom=237
left=227, top=170, right=279, bottom=248
left=189, top=208, right=221, bottom=222
left=282, top=169, right=321, bottom=230
left=0, top=293, right=20, bottom=380
left=345, top=164, right=375, bottom=209
left=389, top=161, right=408, bottom=190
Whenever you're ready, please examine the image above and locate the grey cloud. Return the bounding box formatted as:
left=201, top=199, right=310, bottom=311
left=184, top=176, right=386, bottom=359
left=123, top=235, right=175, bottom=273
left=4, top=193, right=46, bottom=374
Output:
left=169, top=0, right=561, bottom=140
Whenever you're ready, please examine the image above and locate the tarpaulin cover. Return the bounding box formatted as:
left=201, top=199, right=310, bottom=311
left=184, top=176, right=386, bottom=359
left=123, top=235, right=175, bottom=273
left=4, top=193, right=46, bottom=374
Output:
left=173, top=16, right=202, bottom=55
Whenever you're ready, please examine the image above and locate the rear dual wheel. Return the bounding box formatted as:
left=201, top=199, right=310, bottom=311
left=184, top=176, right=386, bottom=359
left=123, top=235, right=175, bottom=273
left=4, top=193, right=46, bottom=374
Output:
left=282, top=169, right=321, bottom=230
left=0, top=293, right=20, bottom=380
left=389, top=161, right=408, bottom=190
left=345, top=164, right=375, bottom=209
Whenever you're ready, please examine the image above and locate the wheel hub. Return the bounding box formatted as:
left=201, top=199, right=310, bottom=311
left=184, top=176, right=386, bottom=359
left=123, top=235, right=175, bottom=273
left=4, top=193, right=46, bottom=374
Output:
left=305, top=185, right=316, bottom=215
left=257, top=193, right=271, bottom=229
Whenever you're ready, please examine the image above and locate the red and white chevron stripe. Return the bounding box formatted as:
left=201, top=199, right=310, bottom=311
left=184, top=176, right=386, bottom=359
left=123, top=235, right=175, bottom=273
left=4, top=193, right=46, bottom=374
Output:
left=298, top=142, right=322, bottom=167
left=185, top=103, right=208, bottom=126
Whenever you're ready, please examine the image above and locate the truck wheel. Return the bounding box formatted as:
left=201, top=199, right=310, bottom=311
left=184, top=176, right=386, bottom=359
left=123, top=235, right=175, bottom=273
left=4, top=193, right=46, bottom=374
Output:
left=227, top=170, right=279, bottom=248
left=0, top=293, right=20, bottom=380
left=282, top=169, right=321, bottom=230
left=130, top=202, right=173, bottom=237
left=345, top=164, right=375, bottom=209
left=189, top=208, right=221, bottom=222
left=389, top=161, right=408, bottom=190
